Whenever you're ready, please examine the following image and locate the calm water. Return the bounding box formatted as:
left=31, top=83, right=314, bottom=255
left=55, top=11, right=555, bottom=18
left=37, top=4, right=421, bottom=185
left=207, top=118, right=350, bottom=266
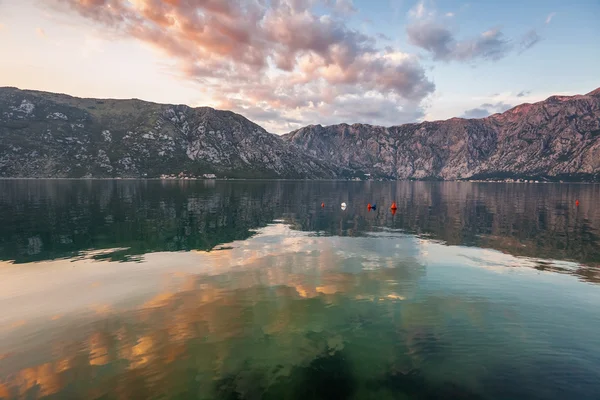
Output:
left=1, top=180, right=600, bottom=400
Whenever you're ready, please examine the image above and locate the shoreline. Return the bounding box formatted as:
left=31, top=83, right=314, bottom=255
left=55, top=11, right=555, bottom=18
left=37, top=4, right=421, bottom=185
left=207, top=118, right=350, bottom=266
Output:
left=0, top=177, right=598, bottom=184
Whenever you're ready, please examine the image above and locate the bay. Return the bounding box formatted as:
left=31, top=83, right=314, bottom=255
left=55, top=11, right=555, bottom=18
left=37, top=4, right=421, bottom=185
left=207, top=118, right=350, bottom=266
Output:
left=0, top=180, right=599, bottom=399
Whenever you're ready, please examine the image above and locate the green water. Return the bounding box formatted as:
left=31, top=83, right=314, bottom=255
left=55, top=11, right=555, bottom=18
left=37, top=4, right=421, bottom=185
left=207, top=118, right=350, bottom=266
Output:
left=0, top=180, right=599, bottom=399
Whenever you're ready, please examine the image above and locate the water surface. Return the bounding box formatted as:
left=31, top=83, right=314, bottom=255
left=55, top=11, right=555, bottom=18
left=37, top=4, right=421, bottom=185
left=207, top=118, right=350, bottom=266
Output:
left=1, top=180, right=599, bottom=399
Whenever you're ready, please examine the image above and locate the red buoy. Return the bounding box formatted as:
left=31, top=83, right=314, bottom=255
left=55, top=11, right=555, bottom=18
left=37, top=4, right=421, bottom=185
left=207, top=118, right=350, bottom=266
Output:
left=367, top=203, right=372, bottom=210
left=390, top=202, right=397, bottom=211
left=576, top=200, right=580, bottom=207
left=321, top=202, right=325, bottom=208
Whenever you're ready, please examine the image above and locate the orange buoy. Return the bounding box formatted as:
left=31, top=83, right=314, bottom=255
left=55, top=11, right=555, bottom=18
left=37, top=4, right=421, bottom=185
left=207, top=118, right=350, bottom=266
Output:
left=390, top=202, right=397, bottom=211
left=576, top=200, right=580, bottom=207
left=367, top=203, right=372, bottom=210
left=321, top=202, right=325, bottom=208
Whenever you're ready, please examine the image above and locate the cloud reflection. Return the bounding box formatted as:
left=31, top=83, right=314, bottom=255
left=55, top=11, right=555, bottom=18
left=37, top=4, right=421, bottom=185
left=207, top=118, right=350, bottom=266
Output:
left=1, top=221, right=600, bottom=399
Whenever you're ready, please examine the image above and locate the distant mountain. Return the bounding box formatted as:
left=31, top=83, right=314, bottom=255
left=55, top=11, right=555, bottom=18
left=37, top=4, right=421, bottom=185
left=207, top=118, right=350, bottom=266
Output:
left=1, top=86, right=600, bottom=180
left=283, top=89, right=600, bottom=181
left=0, top=87, right=338, bottom=179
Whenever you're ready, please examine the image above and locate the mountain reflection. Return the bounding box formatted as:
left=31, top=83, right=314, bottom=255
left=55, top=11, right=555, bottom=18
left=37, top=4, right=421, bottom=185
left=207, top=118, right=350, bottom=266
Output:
left=0, top=229, right=424, bottom=399
left=1, top=222, right=600, bottom=399
left=0, top=180, right=598, bottom=282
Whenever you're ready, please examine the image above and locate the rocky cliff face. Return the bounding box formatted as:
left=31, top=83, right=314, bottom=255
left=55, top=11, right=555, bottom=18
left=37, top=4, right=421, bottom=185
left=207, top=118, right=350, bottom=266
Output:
left=284, top=89, right=600, bottom=181
left=2, top=86, right=600, bottom=180
left=0, top=87, right=338, bottom=178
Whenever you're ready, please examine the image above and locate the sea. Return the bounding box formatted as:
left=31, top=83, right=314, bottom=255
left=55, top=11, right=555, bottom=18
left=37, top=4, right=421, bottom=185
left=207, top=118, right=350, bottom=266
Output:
left=0, top=180, right=599, bottom=399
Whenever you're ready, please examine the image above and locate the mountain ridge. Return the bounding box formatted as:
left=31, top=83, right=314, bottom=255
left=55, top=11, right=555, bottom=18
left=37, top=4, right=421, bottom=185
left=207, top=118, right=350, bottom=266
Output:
left=1, top=86, right=600, bottom=181
left=282, top=88, right=600, bottom=130
left=7, top=85, right=599, bottom=127
left=284, top=87, right=600, bottom=181
left=0, top=86, right=341, bottom=179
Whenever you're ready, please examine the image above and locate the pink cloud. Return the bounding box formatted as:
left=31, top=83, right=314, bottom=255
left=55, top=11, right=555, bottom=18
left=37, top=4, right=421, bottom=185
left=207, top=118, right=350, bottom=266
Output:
left=49, top=0, right=434, bottom=132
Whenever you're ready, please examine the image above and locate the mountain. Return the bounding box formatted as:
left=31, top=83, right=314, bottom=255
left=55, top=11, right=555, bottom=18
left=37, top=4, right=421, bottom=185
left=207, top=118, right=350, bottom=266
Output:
left=284, top=89, right=600, bottom=181
left=2, top=86, right=600, bottom=180
left=0, top=87, right=338, bottom=179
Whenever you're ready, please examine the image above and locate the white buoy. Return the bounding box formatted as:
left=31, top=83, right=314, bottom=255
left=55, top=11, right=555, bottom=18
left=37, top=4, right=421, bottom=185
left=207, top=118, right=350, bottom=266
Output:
left=341, top=202, right=347, bottom=210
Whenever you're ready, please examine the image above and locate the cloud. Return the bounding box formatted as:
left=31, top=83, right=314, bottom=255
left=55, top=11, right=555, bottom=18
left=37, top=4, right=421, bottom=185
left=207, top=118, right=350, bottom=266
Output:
left=481, top=102, right=512, bottom=110
left=461, top=101, right=513, bottom=119
left=409, top=1, right=427, bottom=19
left=327, top=0, right=356, bottom=14
left=545, top=12, right=556, bottom=24
left=303, top=93, right=426, bottom=126
left=49, top=0, right=434, bottom=133
left=408, top=0, right=435, bottom=20
left=259, top=93, right=426, bottom=133
left=405, top=1, right=541, bottom=62
left=461, top=107, right=490, bottom=119
left=406, top=22, right=511, bottom=62
left=376, top=32, right=392, bottom=41
left=519, top=29, right=541, bottom=53
left=36, top=27, right=46, bottom=38
left=516, top=90, right=530, bottom=97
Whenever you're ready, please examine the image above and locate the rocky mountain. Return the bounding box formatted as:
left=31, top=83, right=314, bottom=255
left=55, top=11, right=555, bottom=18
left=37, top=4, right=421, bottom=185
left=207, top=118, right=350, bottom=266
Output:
left=0, top=87, right=339, bottom=179
left=284, top=88, right=600, bottom=181
left=2, top=86, right=600, bottom=180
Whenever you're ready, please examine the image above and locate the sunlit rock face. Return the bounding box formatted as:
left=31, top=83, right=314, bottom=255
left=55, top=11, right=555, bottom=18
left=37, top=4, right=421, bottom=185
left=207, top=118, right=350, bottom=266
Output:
left=0, top=88, right=338, bottom=179
left=2, top=87, right=600, bottom=180
left=283, top=89, right=600, bottom=181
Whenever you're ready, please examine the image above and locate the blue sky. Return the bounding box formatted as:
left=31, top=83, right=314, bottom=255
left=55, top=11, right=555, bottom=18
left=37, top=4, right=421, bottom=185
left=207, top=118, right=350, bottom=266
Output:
left=0, top=0, right=598, bottom=133
left=352, top=0, right=600, bottom=119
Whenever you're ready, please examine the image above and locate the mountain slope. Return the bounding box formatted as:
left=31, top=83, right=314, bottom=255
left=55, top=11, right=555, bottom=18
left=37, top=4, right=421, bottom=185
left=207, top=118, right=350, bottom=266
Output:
left=0, top=87, right=338, bottom=178
left=2, top=86, right=600, bottom=181
left=283, top=89, right=600, bottom=181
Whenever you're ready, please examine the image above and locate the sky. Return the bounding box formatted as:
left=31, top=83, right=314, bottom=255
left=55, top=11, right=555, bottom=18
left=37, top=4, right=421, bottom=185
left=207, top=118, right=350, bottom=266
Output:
left=0, top=0, right=599, bottom=134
